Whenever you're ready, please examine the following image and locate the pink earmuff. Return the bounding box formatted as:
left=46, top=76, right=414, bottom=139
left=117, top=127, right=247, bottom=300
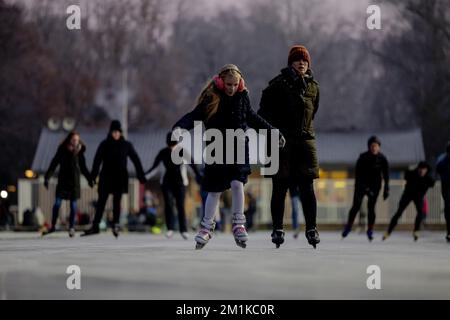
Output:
left=213, top=75, right=245, bottom=92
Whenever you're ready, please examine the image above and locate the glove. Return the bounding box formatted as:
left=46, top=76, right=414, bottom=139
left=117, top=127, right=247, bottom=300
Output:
left=44, top=179, right=49, bottom=190
left=383, top=188, right=389, bottom=200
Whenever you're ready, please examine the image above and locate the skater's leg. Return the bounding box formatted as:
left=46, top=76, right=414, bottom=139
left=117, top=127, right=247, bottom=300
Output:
left=161, top=184, right=175, bottom=232
left=387, top=193, right=410, bottom=234
left=345, top=188, right=365, bottom=230
left=366, top=190, right=379, bottom=232
left=93, top=191, right=109, bottom=226
left=291, top=195, right=300, bottom=230
left=173, top=185, right=187, bottom=233
left=51, top=197, right=63, bottom=229
left=195, top=192, right=221, bottom=247
left=203, top=192, right=221, bottom=228
left=298, top=178, right=317, bottom=231
left=112, top=192, right=122, bottom=226
left=442, top=187, right=450, bottom=237
left=413, top=197, right=424, bottom=232
left=230, top=180, right=248, bottom=246
left=69, top=200, right=77, bottom=229
left=298, top=178, right=320, bottom=247
left=271, top=178, right=289, bottom=230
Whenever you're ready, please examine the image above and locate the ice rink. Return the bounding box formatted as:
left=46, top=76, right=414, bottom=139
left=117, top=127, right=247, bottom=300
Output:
left=0, top=230, right=449, bottom=299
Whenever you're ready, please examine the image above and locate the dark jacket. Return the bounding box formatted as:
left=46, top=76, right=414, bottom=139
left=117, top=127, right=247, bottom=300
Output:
left=173, top=90, right=273, bottom=192
left=258, top=67, right=320, bottom=179
left=45, top=144, right=90, bottom=200
left=403, top=168, right=435, bottom=199
left=355, top=151, right=389, bottom=193
left=91, top=135, right=146, bottom=194
left=437, top=155, right=450, bottom=188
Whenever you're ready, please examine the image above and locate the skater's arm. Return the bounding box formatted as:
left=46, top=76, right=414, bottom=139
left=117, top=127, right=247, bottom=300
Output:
left=257, top=85, right=277, bottom=127
left=382, top=156, right=390, bottom=198
left=44, top=147, right=62, bottom=181
left=91, top=142, right=105, bottom=182
left=79, top=149, right=92, bottom=185
left=245, top=93, right=274, bottom=131
left=128, top=143, right=146, bottom=184
left=354, top=155, right=363, bottom=183
left=173, top=100, right=207, bottom=131
left=313, top=86, right=320, bottom=119
left=146, top=150, right=163, bottom=175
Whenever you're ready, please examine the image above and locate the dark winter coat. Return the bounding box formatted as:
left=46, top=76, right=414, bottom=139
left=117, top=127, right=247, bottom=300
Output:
left=91, top=135, right=146, bottom=194
left=354, top=151, right=390, bottom=193
left=437, top=155, right=450, bottom=188
left=174, top=90, right=274, bottom=192
left=258, top=67, right=320, bottom=180
left=45, top=144, right=90, bottom=200
left=403, top=168, right=435, bottom=199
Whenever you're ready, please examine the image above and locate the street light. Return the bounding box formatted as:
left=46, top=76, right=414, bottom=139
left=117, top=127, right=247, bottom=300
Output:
left=0, top=190, right=7, bottom=199
left=25, top=170, right=36, bottom=179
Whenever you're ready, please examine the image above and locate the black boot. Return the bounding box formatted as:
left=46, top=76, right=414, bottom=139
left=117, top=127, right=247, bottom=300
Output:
left=81, top=224, right=100, bottom=237
left=42, top=226, right=56, bottom=236
left=112, top=224, right=120, bottom=238
left=271, top=229, right=285, bottom=249
left=306, top=228, right=320, bottom=249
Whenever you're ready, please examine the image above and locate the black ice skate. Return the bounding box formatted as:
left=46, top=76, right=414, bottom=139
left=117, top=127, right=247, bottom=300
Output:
left=112, top=225, right=120, bottom=238
left=271, top=229, right=285, bottom=248
left=81, top=225, right=100, bottom=237
left=305, top=228, right=320, bottom=249
left=41, top=227, right=55, bottom=237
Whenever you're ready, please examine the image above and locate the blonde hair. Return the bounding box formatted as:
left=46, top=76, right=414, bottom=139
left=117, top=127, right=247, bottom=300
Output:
left=196, top=65, right=244, bottom=122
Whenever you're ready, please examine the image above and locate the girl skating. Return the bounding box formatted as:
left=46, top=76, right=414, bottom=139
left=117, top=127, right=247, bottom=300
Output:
left=43, top=131, right=93, bottom=237
left=173, top=64, right=284, bottom=249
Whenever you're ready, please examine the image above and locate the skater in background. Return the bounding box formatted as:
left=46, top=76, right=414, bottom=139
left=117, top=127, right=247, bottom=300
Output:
left=383, top=161, right=435, bottom=241
left=436, top=142, right=450, bottom=242
left=145, top=132, right=202, bottom=239
left=289, top=184, right=303, bottom=239
left=83, top=120, right=146, bottom=238
left=42, top=131, right=93, bottom=237
left=342, top=136, right=390, bottom=241
left=173, top=64, right=284, bottom=249
left=258, top=45, right=321, bottom=248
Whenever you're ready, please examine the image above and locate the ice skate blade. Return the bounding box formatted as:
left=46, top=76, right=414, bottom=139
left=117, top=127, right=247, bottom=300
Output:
left=235, top=240, right=246, bottom=248
left=195, top=242, right=205, bottom=250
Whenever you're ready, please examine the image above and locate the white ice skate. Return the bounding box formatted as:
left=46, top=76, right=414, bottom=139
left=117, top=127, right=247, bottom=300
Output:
left=195, top=222, right=215, bottom=250
left=232, top=212, right=248, bottom=248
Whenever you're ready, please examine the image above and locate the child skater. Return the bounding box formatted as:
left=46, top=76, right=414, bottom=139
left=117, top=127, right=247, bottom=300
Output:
left=173, top=64, right=285, bottom=249
left=146, top=132, right=202, bottom=240
left=43, top=131, right=93, bottom=237
left=383, top=161, right=435, bottom=241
